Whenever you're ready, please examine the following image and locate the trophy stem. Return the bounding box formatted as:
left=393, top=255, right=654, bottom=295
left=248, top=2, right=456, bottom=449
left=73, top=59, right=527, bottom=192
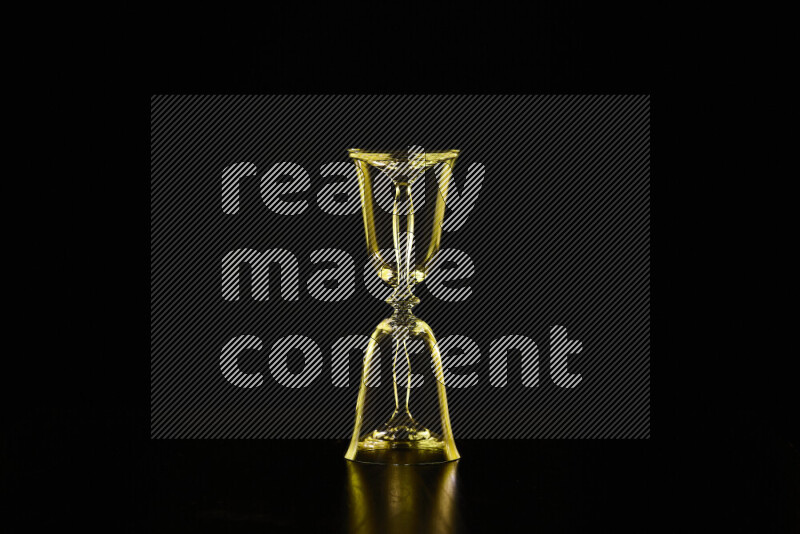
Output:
left=389, top=180, right=416, bottom=302
left=387, top=179, right=420, bottom=425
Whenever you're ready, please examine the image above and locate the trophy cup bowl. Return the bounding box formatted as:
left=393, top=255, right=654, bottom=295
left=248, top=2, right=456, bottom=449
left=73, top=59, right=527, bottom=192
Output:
left=345, top=147, right=461, bottom=464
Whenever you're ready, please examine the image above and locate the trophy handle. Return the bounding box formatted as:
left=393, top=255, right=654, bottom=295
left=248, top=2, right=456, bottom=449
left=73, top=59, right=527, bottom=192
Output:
left=355, top=155, right=459, bottom=282
left=354, top=159, right=392, bottom=278
left=420, top=156, right=457, bottom=269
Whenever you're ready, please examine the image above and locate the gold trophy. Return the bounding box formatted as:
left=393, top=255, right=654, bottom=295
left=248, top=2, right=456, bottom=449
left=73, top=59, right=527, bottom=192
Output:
left=345, top=147, right=460, bottom=464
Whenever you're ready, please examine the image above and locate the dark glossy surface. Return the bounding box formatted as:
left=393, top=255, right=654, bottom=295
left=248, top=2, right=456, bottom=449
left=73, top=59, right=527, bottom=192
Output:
left=145, top=440, right=653, bottom=533
left=141, top=424, right=799, bottom=533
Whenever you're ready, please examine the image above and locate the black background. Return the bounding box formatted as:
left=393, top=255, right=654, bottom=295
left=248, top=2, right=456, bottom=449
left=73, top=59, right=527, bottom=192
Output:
left=142, top=5, right=798, bottom=534
left=20, top=3, right=793, bottom=533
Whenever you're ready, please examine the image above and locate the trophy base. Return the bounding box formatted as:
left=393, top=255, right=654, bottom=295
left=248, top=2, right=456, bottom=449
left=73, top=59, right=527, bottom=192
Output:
left=347, top=435, right=459, bottom=465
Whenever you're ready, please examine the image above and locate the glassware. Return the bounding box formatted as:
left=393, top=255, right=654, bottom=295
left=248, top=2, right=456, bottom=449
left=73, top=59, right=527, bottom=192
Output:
left=345, top=146, right=461, bottom=464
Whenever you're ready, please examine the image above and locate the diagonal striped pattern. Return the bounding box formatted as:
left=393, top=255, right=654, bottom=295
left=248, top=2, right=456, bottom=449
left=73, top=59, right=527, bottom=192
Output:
left=151, top=95, right=650, bottom=439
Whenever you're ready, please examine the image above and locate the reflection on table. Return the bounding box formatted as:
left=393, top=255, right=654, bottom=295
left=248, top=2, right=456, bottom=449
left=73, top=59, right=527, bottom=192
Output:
left=345, top=460, right=463, bottom=534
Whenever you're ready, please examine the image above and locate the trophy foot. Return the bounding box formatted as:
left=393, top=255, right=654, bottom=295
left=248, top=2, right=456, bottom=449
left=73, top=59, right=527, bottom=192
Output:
left=350, top=436, right=455, bottom=465
left=372, top=410, right=431, bottom=441
left=349, top=409, right=459, bottom=465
